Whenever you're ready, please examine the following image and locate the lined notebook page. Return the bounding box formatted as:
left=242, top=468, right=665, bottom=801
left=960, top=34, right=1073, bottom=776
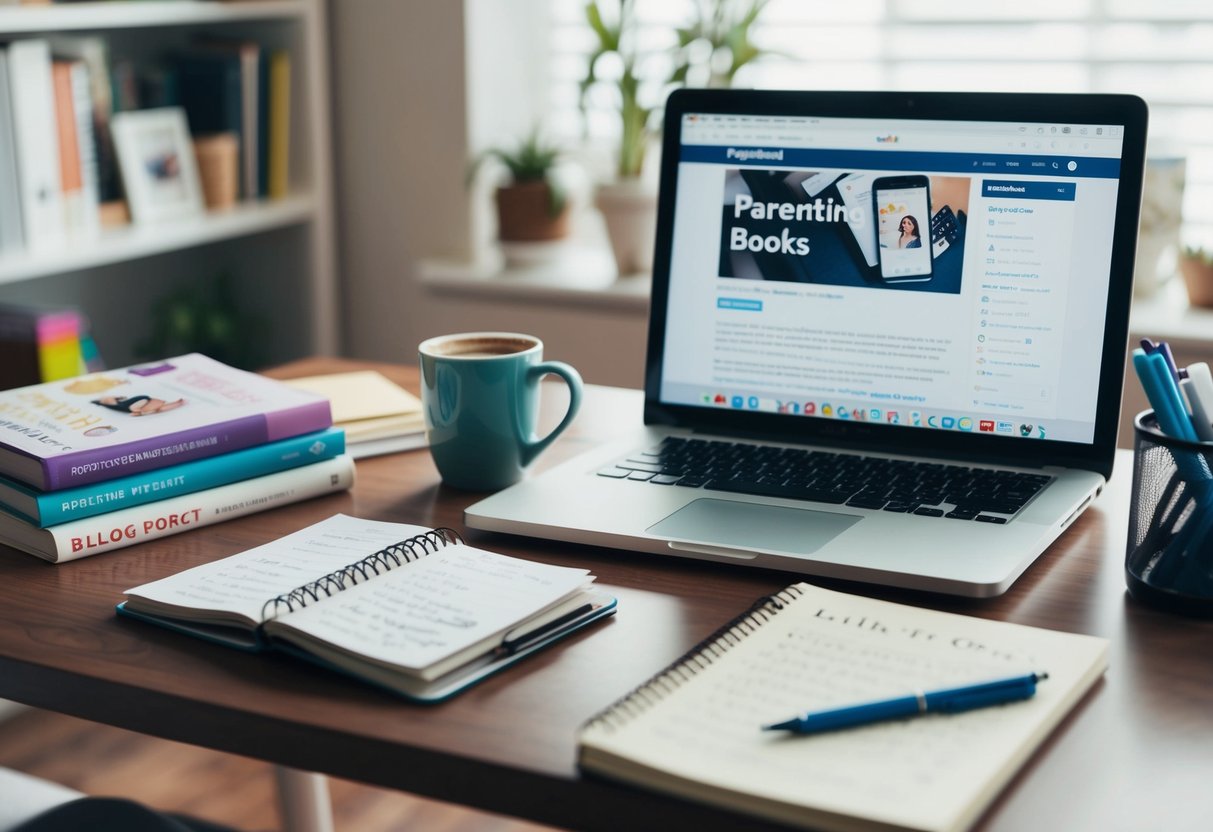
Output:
left=579, top=583, right=1107, bottom=832
left=263, top=545, right=592, bottom=676
left=124, top=515, right=435, bottom=624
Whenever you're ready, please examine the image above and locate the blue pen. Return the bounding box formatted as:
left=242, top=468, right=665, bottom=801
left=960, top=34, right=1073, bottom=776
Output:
left=1133, top=348, right=1198, bottom=443
left=762, top=672, right=1047, bottom=735
left=1142, top=338, right=1182, bottom=383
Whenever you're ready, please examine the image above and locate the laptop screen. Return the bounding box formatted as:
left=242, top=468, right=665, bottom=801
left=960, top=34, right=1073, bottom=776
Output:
left=656, top=107, right=1129, bottom=447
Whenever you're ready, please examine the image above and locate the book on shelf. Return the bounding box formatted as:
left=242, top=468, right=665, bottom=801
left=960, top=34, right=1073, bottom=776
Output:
left=4, top=39, right=64, bottom=250
left=178, top=39, right=262, bottom=200
left=0, top=353, right=332, bottom=491
left=0, top=47, right=24, bottom=252
left=48, top=36, right=120, bottom=207
left=283, top=370, right=426, bottom=459
left=50, top=57, right=100, bottom=240
left=0, top=453, right=355, bottom=563
left=0, top=426, right=344, bottom=527
left=267, top=49, right=289, bottom=199
left=118, top=513, right=617, bottom=702
left=577, top=583, right=1108, bottom=832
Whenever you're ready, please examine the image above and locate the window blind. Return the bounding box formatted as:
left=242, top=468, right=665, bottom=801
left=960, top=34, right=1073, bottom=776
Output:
left=549, top=0, right=1213, bottom=242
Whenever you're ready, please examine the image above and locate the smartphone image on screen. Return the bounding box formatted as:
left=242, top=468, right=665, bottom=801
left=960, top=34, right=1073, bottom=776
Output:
left=873, top=175, right=933, bottom=282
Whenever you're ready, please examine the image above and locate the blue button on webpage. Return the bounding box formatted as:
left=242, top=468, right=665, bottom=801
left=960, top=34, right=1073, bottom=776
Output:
left=718, top=297, right=764, bottom=311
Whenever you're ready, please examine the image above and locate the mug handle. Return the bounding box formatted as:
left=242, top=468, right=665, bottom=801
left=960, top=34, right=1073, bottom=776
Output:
left=520, top=361, right=583, bottom=467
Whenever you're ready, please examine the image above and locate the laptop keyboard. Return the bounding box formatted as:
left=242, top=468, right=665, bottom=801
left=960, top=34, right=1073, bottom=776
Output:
left=597, top=437, right=1052, bottom=523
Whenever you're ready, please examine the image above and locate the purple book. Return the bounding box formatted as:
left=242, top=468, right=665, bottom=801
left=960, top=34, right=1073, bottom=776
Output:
left=0, top=354, right=332, bottom=490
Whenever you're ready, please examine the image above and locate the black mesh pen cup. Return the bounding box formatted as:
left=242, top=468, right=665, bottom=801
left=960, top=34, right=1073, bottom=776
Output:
left=1127, top=411, right=1213, bottom=617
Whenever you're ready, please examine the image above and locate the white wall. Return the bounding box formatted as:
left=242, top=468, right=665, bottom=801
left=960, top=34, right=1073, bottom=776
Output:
left=328, top=1, right=648, bottom=386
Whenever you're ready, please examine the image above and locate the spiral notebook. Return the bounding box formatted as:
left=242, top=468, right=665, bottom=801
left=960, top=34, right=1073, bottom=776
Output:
left=118, top=514, right=616, bottom=702
left=578, top=583, right=1106, bottom=832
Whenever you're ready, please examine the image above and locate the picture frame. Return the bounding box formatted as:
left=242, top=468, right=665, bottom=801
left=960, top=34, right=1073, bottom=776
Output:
left=110, top=107, right=206, bottom=225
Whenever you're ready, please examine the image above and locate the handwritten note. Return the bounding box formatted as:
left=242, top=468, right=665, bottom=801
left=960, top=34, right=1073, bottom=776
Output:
left=580, top=583, right=1107, bottom=832
left=124, top=515, right=438, bottom=624
left=263, top=544, right=591, bottom=675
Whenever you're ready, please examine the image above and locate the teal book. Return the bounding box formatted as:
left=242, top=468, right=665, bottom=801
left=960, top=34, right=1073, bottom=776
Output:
left=0, top=427, right=344, bottom=527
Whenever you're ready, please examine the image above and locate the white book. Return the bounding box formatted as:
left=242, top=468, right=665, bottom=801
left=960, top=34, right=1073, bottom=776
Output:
left=578, top=583, right=1108, bottom=832
left=0, top=49, right=25, bottom=252
left=6, top=39, right=64, bottom=250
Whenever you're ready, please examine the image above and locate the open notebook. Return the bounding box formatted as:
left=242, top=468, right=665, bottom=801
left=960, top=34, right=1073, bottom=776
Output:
left=578, top=583, right=1106, bottom=832
left=118, top=514, right=616, bottom=702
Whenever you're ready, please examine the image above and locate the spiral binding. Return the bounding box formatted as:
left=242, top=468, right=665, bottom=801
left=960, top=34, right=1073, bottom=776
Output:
left=582, top=584, right=806, bottom=734
left=259, top=527, right=463, bottom=621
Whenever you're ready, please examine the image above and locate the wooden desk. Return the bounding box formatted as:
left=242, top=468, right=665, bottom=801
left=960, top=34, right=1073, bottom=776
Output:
left=0, top=358, right=1210, bottom=831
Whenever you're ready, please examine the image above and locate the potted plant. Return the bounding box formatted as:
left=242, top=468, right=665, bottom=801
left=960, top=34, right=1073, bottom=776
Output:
left=582, top=0, right=772, bottom=276
left=1180, top=245, right=1213, bottom=308
left=468, top=129, right=571, bottom=244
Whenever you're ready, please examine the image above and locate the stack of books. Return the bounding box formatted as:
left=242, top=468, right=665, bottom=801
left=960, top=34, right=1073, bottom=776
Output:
left=0, top=354, right=354, bottom=563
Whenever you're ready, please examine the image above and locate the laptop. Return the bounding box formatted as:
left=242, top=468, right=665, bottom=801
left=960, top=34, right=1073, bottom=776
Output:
left=467, top=90, right=1148, bottom=597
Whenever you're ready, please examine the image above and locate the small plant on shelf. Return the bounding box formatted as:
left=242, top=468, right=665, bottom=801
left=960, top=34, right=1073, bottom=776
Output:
left=468, top=129, right=571, bottom=243
left=1180, top=245, right=1213, bottom=308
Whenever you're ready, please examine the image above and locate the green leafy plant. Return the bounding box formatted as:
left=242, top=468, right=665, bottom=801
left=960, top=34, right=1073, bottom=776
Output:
left=581, top=0, right=773, bottom=180
left=670, top=0, right=771, bottom=89
left=1183, top=245, right=1213, bottom=266
left=581, top=0, right=652, bottom=180
left=467, top=128, right=567, bottom=217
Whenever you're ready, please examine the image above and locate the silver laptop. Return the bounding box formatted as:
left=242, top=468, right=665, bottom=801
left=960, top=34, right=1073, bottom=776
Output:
left=467, top=90, right=1147, bottom=597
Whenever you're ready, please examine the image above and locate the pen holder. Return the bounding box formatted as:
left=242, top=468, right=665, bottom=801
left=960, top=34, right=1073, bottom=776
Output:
left=1127, top=411, right=1213, bottom=617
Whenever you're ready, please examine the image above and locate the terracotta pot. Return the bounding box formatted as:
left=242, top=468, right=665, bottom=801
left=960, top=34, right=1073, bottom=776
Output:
left=1180, top=255, right=1213, bottom=308
left=494, top=181, right=570, bottom=242
left=595, top=179, right=657, bottom=277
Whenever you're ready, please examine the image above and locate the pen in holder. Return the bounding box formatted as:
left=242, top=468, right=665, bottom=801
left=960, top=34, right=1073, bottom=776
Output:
left=1127, top=410, right=1213, bottom=617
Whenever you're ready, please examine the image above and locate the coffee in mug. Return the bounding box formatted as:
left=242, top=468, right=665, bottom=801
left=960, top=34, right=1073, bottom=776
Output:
left=418, top=332, right=583, bottom=491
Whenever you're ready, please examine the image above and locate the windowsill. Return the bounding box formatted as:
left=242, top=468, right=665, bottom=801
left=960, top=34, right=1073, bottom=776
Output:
left=421, top=253, right=1213, bottom=338
left=419, top=244, right=651, bottom=312
left=1129, top=277, right=1213, bottom=344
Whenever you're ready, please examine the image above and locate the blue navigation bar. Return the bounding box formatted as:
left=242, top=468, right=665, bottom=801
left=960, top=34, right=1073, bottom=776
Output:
left=982, top=180, right=1076, bottom=201
left=680, top=145, right=1120, bottom=179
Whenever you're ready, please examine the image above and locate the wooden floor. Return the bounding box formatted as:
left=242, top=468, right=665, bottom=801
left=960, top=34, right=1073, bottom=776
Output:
left=0, top=708, right=555, bottom=832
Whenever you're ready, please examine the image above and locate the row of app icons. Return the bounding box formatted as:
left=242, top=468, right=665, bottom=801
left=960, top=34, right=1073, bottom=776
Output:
left=703, top=393, right=1048, bottom=438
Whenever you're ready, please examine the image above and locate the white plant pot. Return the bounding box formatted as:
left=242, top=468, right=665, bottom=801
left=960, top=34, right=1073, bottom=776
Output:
left=595, top=179, right=657, bottom=277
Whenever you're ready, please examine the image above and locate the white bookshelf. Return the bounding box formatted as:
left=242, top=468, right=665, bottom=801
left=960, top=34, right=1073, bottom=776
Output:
left=0, top=1, right=310, bottom=32
left=0, top=0, right=338, bottom=361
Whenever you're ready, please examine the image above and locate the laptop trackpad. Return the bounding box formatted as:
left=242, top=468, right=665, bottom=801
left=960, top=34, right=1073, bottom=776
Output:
left=647, top=498, right=860, bottom=557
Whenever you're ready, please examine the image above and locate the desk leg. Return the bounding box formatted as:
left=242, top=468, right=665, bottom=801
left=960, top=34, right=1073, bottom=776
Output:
left=273, top=766, right=334, bottom=832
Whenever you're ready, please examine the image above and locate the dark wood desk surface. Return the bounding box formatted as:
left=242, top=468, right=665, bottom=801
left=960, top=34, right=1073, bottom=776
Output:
left=1, top=358, right=1210, bottom=831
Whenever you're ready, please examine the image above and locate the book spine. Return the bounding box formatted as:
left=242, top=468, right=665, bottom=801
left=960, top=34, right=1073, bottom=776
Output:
left=28, top=427, right=345, bottom=527
left=7, top=39, right=64, bottom=250
left=43, top=403, right=334, bottom=490
left=51, top=61, right=83, bottom=233
left=43, top=454, right=356, bottom=563
left=240, top=46, right=257, bottom=200
left=68, top=61, right=100, bottom=239
left=267, top=51, right=290, bottom=200
left=0, top=51, right=26, bottom=252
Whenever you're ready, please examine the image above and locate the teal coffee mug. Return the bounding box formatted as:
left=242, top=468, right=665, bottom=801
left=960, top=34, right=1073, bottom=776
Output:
left=419, top=332, right=583, bottom=491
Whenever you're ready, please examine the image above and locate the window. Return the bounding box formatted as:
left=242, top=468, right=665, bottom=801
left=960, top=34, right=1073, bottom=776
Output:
left=549, top=0, right=1213, bottom=243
